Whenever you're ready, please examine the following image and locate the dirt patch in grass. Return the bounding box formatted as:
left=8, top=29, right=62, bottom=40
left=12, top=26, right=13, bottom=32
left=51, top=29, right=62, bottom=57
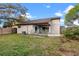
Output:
left=57, top=37, right=79, bottom=56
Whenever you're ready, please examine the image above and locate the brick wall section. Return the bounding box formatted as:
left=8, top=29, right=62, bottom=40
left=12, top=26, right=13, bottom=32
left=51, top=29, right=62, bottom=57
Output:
left=0, top=27, right=12, bottom=34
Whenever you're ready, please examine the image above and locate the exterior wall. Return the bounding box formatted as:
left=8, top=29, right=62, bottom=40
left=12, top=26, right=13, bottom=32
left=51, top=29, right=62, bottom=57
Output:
left=12, top=26, right=18, bottom=28
left=48, top=19, right=60, bottom=36
left=17, top=25, right=34, bottom=34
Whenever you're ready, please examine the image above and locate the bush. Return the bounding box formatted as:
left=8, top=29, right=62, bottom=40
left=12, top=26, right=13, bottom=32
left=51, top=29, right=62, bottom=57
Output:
left=64, top=26, right=79, bottom=40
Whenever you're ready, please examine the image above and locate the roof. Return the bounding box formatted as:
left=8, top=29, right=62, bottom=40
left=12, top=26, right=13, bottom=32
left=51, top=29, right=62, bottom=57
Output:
left=18, top=17, right=60, bottom=25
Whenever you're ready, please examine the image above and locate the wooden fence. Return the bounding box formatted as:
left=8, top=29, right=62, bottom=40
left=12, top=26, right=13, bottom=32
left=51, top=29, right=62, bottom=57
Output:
left=0, top=27, right=12, bottom=34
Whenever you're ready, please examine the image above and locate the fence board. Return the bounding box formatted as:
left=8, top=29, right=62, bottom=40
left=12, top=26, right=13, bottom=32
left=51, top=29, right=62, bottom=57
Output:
left=0, top=27, right=12, bottom=34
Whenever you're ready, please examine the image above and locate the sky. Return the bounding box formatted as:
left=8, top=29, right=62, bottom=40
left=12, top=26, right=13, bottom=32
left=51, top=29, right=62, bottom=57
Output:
left=0, top=3, right=76, bottom=27
left=21, top=3, right=76, bottom=26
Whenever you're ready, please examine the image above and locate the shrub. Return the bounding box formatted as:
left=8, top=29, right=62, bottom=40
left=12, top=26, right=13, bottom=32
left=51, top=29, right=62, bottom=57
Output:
left=64, top=26, right=79, bottom=40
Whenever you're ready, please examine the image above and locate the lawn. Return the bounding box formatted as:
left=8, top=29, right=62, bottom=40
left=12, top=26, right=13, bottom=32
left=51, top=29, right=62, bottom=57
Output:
left=0, top=34, right=79, bottom=56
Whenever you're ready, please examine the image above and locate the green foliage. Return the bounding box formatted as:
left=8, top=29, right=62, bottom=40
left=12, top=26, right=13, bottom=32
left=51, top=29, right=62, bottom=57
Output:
left=64, top=26, right=79, bottom=40
left=0, top=3, right=28, bottom=27
left=65, top=4, right=79, bottom=25
left=64, top=4, right=79, bottom=40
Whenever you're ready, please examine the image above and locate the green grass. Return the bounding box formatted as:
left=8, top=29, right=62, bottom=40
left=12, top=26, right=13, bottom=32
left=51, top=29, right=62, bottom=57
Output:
left=0, top=34, right=79, bottom=56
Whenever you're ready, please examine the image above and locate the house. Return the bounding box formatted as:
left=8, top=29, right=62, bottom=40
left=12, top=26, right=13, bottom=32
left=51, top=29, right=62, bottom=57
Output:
left=65, top=18, right=79, bottom=28
left=73, top=19, right=79, bottom=26
left=16, top=17, right=60, bottom=36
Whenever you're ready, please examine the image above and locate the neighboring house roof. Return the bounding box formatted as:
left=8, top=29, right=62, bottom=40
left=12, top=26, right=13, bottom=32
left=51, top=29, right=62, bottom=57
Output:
left=17, top=17, right=60, bottom=25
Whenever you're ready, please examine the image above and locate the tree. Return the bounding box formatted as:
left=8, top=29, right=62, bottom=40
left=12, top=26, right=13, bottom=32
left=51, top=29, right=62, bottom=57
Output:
left=0, top=3, right=28, bottom=27
left=65, top=4, right=79, bottom=26
left=64, top=4, right=79, bottom=40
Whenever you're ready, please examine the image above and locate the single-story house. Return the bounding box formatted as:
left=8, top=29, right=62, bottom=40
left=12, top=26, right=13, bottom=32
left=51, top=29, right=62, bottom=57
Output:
left=16, top=17, right=60, bottom=36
